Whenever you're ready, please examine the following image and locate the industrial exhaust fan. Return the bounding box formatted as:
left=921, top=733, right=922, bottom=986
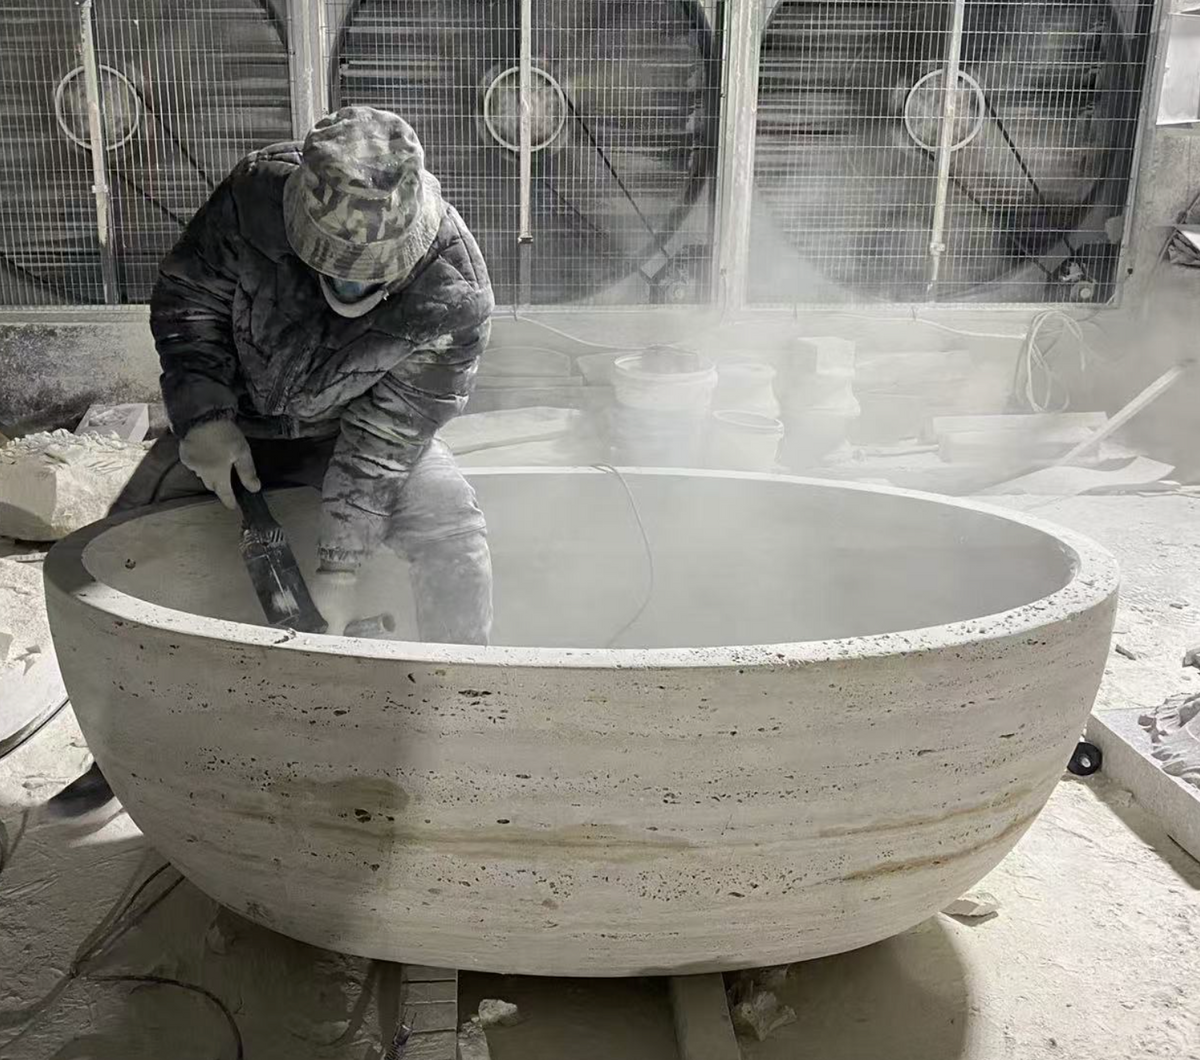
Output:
left=749, top=0, right=1152, bottom=304
left=0, top=0, right=292, bottom=306
left=331, top=0, right=721, bottom=305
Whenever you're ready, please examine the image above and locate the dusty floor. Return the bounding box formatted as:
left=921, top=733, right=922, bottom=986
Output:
left=2, top=706, right=1197, bottom=1060
left=2, top=493, right=1199, bottom=1058
left=995, top=494, right=1200, bottom=717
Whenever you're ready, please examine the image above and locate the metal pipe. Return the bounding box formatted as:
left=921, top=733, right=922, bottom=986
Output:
left=925, top=0, right=968, bottom=295
left=79, top=0, right=119, bottom=304
left=712, top=0, right=761, bottom=312
left=289, top=0, right=329, bottom=134
left=518, top=0, right=534, bottom=305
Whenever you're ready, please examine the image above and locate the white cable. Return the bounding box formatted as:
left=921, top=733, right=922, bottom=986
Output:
left=1018, top=310, right=1090, bottom=413
left=509, top=309, right=734, bottom=351
left=815, top=308, right=1028, bottom=340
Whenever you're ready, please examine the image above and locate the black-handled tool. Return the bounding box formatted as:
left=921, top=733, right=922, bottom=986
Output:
left=232, top=473, right=328, bottom=633
left=231, top=473, right=395, bottom=637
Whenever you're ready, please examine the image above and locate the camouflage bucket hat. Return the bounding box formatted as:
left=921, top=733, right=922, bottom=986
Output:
left=284, top=106, right=446, bottom=284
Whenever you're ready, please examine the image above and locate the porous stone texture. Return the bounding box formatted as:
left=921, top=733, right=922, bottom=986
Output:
left=0, top=430, right=148, bottom=541
left=44, top=470, right=1118, bottom=976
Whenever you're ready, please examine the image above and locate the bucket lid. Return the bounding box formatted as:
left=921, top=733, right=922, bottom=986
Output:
left=615, top=349, right=717, bottom=384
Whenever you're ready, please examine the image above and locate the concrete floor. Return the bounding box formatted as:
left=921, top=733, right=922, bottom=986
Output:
left=2, top=494, right=1199, bottom=1058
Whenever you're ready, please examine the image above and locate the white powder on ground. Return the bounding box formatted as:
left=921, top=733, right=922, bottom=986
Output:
left=0, top=555, right=53, bottom=676
left=0, top=429, right=149, bottom=541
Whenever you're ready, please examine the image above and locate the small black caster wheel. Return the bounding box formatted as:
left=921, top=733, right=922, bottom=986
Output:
left=1067, top=741, right=1102, bottom=777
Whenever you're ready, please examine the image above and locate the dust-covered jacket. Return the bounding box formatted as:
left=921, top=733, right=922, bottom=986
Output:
left=149, top=142, right=493, bottom=571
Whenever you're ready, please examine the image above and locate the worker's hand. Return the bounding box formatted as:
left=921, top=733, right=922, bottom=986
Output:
left=310, top=570, right=358, bottom=636
left=179, top=419, right=260, bottom=509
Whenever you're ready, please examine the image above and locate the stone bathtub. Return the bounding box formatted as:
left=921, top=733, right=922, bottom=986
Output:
left=44, top=468, right=1118, bottom=976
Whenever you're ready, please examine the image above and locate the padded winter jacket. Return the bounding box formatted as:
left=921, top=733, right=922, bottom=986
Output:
left=149, top=142, right=493, bottom=571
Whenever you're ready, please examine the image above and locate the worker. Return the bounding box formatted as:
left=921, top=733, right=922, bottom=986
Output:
left=50, top=106, right=494, bottom=816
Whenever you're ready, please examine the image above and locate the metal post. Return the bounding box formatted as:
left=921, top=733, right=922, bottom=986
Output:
left=289, top=0, right=329, bottom=135
left=925, top=0, right=968, bottom=295
left=517, top=0, right=534, bottom=306
left=79, top=0, right=119, bottom=304
left=711, top=0, right=762, bottom=312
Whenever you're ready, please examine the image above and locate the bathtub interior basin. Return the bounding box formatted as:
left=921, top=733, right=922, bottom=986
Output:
left=81, top=468, right=1078, bottom=649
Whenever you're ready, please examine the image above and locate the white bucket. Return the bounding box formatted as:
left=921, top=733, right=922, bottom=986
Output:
left=714, top=361, right=780, bottom=419
left=613, top=350, right=718, bottom=414
left=707, top=410, right=784, bottom=472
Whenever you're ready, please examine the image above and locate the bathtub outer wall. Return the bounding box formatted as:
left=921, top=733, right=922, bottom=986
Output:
left=44, top=483, right=1118, bottom=976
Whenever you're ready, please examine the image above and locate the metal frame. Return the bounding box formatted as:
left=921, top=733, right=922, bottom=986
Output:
left=290, top=0, right=329, bottom=135
left=736, top=0, right=1167, bottom=312
left=0, top=0, right=1172, bottom=320
left=710, top=0, right=762, bottom=312
left=1112, top=0, right=1171, bottom=297
left=78, top=0, right=120, bottom=304
left=925, top=0, right=968, bottom=294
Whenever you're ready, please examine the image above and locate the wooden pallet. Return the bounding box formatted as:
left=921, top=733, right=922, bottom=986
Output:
left=670, top=974, right=740, bottom=1060
left=398, top=965, right=459, bottom=1059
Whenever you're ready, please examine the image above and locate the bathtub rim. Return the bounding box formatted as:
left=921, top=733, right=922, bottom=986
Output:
left=44, top=466, right=1120, bottom=671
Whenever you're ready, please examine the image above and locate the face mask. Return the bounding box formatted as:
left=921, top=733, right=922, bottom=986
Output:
left=326, top=277, right=381, bottom=303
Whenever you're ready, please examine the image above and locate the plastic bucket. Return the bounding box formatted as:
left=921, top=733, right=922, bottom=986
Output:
left=707, top=410, right=784, bottom=472
left=613, top=350, right=718, bottom=414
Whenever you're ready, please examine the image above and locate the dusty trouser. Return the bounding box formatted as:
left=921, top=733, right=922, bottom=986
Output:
left=111, top=433, right=493, bottom=645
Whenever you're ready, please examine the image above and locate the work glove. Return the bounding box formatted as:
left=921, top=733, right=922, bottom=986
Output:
left=179, top=419, right=260, bottom=509
left=310, top=570, right=359, bottom=636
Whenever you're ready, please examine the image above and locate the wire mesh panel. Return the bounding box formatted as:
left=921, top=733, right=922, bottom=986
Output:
left=0, top=1, right=107, bottom=305
left=330, top=0, right=722, bottom=306
left=93, top=0, right=293, bottom=302
left=0, top=0, right=293, bottom=307
left=748, top=0, right=1153, bottom=306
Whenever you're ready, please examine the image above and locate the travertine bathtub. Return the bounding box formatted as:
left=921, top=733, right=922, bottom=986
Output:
left=44, top=469, right=1117, bottom=975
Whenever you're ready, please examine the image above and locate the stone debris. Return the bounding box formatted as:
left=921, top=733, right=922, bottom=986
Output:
left=944, top=890, right=1002, bottom=920
left=1141, top=692, right=1200, bottom=788
left=457, top=1018, right=491, bottom=1060
left=75, top=402, right=151, bottom=443
left=476, top=997, right=521, bottom=1028
left=1114, top=643, right=1138, bottom=660
left=0, top=429, right=148, bottom=540
left=754, top=964, right=791, bottom=989
left=729, top=988, right=797, bottom=1042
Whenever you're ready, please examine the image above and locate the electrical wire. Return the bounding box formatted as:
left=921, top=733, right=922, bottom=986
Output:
left=812, top=308, right=1028, bottom=340
left=1012, top=310, right=1090, bottom=413
left=0, top=855, right=242, bottom=1058
left=593, top=464, right=655, bottom=648
left=562, top=95, right=671, bottom=262
left=87, top=975, right=244, bottom=1060
left=507, top=307, right=733, bottom=352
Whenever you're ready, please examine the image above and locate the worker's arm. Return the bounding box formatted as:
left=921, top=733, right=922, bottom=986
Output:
left=150, top=172, right=243, bottom=435
left=317, top=319, right=489, bottom=572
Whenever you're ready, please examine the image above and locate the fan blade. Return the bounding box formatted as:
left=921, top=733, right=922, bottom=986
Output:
left=755, top=0, right=1139, bottom=300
